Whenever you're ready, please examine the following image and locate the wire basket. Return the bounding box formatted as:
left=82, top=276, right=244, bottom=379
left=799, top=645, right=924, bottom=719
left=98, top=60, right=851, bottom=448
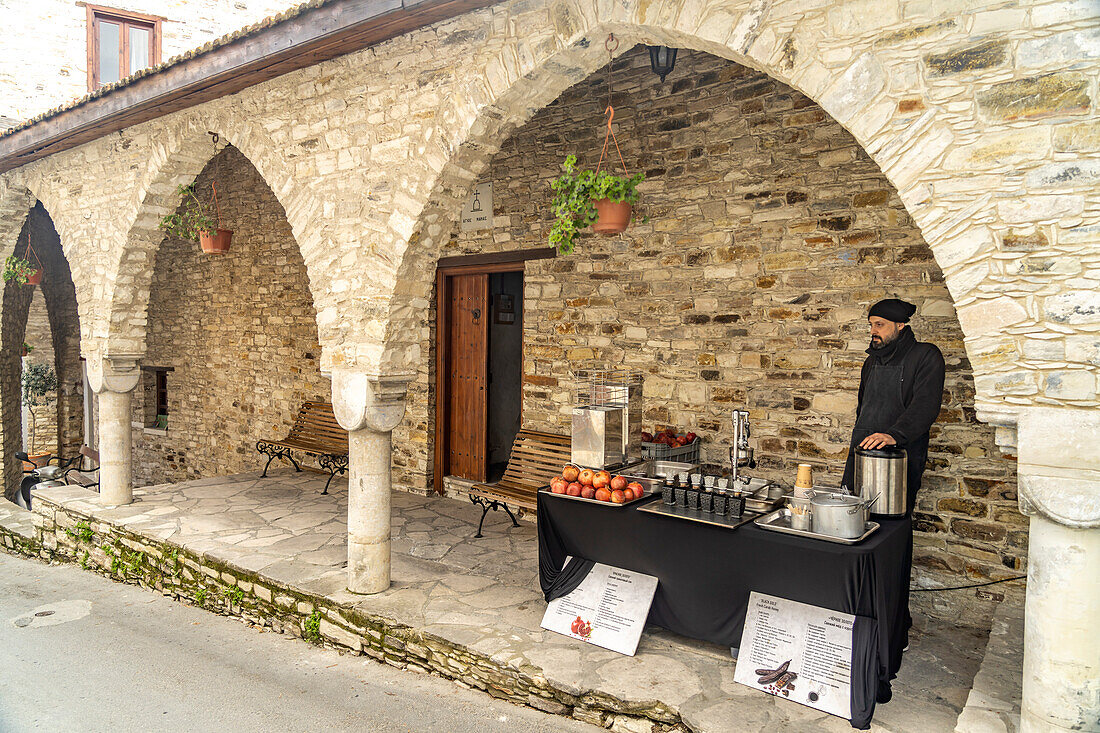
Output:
left=571, top=367, right=641, bottom=408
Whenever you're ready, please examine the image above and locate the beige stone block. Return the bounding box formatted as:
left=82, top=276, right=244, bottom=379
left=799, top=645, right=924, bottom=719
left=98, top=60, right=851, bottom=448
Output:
left=1042, top=370, right=1096, bottom=400
left=812, top=391, right=858, bottom=415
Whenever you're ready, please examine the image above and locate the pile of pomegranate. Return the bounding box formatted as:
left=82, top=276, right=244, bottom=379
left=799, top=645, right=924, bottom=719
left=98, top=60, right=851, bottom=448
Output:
left=549, top=464, right=645, bottom=504
left=640, top=428, right=698, bottom=448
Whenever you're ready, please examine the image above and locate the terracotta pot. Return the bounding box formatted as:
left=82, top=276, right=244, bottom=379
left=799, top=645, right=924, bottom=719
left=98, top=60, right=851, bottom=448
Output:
left=591, top=199, right=632, bottom=235
left=23, top=452, right=51, bottom=472
left=199, top=229, right=233, bottom=254
left=26, top=269, right=41, bottom=285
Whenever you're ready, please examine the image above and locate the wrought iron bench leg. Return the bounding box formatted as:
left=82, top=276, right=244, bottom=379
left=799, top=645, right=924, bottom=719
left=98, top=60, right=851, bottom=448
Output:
left=470, top=494, right=495, bottom=539
left=260, top=453, right=277, bottom=478
left=257, top=442, right=301, bottom=477
left=318, top=454, right=349, bottom=495
left=501, top=503, right=520, bottom=528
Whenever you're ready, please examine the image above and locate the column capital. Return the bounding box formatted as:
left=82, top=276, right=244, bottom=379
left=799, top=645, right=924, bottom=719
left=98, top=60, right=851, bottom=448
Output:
left=86, top=353, right=142, bottom=395
left=330, top=369, right=413, bottom=433
left=1017, top=406, right=1100, bottom=529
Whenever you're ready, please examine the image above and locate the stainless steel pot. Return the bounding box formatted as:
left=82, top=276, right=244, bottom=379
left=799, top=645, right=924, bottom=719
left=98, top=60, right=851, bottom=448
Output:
left=810, top=493, right=868, bottom=539
left=853, top=447, right=907, bottom=517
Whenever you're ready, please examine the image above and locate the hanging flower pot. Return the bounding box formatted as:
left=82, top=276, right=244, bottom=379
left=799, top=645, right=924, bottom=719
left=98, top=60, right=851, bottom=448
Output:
left=547, top=36, right=645, bottom=254
left=592, top=199, right=632, bottom=234
left=159, top=134, right=234, bottom=255
left=3, top=255, right=38, bottom=286
left=199, top=228, right=233, bottom=254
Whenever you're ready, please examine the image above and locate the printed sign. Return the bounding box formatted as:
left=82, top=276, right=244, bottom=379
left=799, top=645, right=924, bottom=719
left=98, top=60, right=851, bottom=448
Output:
left=541, top=560, right=658, bottom=656
left=460, top=182, right=493, bottom=231
left=734, top=592, right=854, bottom=720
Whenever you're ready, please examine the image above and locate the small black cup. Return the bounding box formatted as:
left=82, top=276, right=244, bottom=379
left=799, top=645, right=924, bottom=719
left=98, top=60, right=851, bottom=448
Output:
left=700, top=491, right=714, bottom=513
left=662, top=485, right=675, bottom=505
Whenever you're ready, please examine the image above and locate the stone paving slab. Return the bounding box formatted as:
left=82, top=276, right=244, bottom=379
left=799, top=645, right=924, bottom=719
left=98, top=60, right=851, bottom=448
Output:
left=8, top=470, right=1017, bottom=732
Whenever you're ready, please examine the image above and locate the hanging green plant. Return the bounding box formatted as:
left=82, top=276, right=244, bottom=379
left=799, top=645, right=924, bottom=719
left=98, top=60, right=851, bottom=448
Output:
left=549, top=155, right=644, bottom=255
left=159, top=183, right=219, bottom=243
left=3, top=255, right=38, bottom=286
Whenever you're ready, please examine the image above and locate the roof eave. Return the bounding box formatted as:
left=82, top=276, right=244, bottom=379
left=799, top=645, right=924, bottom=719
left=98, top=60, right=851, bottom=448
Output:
left=0, top=0, right=499, bottom=175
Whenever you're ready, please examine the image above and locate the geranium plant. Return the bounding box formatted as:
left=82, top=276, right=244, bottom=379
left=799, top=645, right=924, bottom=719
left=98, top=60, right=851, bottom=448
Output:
left=159, top=183, right=219, bottom=242
left=549, top=155, right=644, bottom=255
left=3, top=255, right=38, bottom=285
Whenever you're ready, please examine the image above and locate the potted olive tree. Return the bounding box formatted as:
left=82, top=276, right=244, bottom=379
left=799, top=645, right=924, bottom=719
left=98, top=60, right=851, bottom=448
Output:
left=159, top=183, right=233, bottom=254
left=549, top=154, right=644, bottom=255
left=21, top=361, right=58, bottom=468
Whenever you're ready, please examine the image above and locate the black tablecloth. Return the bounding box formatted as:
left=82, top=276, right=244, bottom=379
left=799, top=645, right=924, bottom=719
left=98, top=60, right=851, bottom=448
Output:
left=537, top=493, right=912, bottom=729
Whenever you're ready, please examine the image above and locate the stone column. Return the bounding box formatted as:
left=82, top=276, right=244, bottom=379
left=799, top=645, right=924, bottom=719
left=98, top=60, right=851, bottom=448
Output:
left=1017, top=406, right=1100, bottom=733
left=331, top=369, right=411, bottom=594
left=86, top=354, right=141, bottom=506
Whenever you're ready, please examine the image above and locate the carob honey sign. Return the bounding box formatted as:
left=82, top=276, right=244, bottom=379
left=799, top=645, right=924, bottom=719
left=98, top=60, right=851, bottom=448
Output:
left=734, top=592, right=854, bottom=720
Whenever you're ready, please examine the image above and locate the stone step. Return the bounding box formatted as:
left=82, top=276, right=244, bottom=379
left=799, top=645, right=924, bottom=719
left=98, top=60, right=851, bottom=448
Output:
left=954, top=596, right=1024, bottom=733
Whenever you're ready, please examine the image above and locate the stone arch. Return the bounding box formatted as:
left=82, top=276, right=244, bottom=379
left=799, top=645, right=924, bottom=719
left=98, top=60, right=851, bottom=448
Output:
left=375, top=5, right=1093, bottom=417
left=104, top=117, right=332, bottom=361
left=0, top=200, right=83, bottom=499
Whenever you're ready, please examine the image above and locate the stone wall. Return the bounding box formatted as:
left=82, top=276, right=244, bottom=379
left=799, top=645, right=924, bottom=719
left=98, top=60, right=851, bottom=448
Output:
left=0, top=0, right=300, bottom=126
left=132, top=145, right=329, bottom=486
left=23, top=289, right=57, bottom=456
left=400, top=48, right=1023, bottom=579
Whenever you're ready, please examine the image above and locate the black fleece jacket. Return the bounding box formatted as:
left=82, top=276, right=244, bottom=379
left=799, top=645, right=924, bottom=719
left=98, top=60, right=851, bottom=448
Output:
left=856, top=326, right=945, bottom=446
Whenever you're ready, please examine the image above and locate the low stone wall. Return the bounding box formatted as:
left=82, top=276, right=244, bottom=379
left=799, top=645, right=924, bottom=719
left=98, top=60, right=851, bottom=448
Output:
left=2, top=498, right=687, bottom=733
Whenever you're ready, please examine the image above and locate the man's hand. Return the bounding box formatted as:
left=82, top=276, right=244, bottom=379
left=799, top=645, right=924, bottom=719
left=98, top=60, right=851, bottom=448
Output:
left=859, top=432, right=897, bottom=449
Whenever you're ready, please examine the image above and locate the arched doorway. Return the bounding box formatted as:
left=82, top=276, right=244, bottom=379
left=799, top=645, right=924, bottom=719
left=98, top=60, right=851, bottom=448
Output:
left=133, top=144, right=330, bottom=485
left=1, top=202, right=83, bottom=500
left=389, top=45, right=1021, bottom=583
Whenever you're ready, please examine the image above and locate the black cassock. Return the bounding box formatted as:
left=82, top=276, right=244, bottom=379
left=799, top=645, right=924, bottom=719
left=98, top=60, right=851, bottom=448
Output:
left=841, top=327, right=945, bottom=513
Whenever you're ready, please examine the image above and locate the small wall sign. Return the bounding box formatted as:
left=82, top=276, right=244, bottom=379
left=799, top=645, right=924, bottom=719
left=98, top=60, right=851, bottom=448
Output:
left=460, top=182, right=493, bottom=231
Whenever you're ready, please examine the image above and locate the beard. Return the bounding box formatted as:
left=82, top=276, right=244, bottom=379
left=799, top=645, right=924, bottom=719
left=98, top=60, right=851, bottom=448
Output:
left=870, top=331, right=899, bottom=350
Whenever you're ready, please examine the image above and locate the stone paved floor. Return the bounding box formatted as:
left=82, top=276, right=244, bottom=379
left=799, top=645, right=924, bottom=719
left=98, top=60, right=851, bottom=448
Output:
left=18, top=469, right=1016, bottom=732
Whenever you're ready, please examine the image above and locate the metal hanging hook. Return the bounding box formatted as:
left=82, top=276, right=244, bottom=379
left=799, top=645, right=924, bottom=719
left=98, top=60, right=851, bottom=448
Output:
left=604, top=33, right=618, bottom=54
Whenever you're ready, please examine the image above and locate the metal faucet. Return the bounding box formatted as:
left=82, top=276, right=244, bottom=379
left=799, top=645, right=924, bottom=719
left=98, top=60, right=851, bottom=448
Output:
left=730, top=409, right=756, bottom=488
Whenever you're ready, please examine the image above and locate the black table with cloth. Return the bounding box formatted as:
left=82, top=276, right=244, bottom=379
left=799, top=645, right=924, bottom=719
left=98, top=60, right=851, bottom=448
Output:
left=537, top=492, right=912, bottom=729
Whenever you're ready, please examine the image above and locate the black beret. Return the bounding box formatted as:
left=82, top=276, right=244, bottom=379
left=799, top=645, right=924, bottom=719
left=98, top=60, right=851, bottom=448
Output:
left=868, top=298, right=916, bottom=323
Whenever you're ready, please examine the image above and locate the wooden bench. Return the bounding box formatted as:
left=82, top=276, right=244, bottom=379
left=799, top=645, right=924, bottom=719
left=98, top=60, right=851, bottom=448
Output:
left=62, top=446, right=101, bottom=489
left=468, top=430, right=571, bottom=538
left=256, top=402, right=349, bottom=495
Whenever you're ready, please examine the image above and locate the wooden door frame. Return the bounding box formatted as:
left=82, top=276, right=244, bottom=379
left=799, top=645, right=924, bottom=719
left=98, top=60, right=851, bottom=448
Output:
left=433, top=250, right=552, bottom=494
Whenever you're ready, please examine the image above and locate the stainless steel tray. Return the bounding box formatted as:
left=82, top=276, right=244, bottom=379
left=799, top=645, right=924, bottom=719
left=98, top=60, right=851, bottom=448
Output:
left=754, top=507, right=879, bottom=545
left=540, top=488, right=658, bottom=508
left=638, top=500, right=763, bottom=530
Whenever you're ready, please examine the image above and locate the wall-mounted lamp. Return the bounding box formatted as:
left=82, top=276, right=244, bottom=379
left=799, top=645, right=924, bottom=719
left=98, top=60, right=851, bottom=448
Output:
left=648, top=46, right=678, bottom=82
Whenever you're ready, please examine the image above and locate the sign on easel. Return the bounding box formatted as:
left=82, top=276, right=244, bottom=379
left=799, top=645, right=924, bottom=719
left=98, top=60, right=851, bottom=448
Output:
left=734, top=592, right=854, bottom=720
left=460, top=182, right=493, bottom=231
left=541, top=561, right=658, bottom=656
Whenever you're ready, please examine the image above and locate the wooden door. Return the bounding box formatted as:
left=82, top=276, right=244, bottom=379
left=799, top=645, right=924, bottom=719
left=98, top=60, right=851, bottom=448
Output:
left=445, top=273, right=488, bottom=481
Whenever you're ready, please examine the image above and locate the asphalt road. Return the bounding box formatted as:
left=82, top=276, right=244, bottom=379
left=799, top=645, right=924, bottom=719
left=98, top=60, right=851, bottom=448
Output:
left=0, top=552, right=596, bottom=732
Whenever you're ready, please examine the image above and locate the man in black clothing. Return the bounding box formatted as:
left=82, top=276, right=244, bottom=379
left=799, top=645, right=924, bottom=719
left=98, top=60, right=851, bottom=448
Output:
left=841, top=298, right=945, bottom=514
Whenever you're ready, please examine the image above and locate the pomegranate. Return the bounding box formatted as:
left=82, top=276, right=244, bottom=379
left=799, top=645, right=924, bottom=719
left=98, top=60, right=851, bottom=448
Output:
left=592, top=470, right=611, bottom=489
left=594, top=488, right=612, bottom=502
left=610, top=475, right=628, bottom=492
left=580, top=486, right=596, bottom=499
left=626, top=481, right=645, bottom=498
left=578, top=469, right=596, bottom=487
left=566, top=482, right=583, bottom=496
left=562, top=465, right=580, bottom=482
